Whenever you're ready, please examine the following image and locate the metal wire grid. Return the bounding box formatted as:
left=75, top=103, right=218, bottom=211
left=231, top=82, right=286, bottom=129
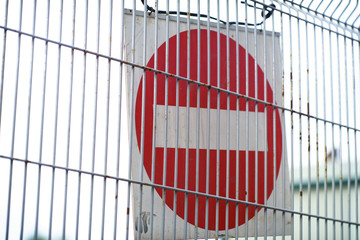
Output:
left=0, top=0, right=359, bottom=239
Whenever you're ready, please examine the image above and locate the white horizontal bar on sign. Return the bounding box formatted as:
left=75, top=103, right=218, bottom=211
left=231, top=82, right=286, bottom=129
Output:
left=155, top=105, right=266, bottom=151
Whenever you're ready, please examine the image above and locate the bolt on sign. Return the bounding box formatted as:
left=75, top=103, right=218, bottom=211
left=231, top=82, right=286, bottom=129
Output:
left=124, top=9, right=291, bottom=239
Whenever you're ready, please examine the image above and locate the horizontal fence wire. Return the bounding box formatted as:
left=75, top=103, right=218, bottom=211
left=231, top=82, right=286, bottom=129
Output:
left=0, top=153, right=358, bottom=226
left=0, top=25, right=359, bottom=133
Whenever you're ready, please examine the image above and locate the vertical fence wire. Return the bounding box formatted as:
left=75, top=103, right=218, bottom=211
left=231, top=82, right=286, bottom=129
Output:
left=150, top=1, right=159, bottom=239
left=205, top=0, right=211, bottom=238
left=5, top=0, right=23, bottom=238
left=235, top=1, right=240, bottom=239
left=113, top=0, right=125, bottom=238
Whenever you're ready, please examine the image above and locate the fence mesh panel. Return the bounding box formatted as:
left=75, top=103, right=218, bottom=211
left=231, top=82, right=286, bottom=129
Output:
left=0, top=0, right=359, bottom=239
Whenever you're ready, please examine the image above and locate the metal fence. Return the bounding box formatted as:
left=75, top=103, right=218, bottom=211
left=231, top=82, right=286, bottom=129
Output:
left=0, top=0, right=359, bottom=239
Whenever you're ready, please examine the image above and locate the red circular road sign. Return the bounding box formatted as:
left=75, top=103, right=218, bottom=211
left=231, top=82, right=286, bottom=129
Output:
left=135, top=29, right=282, bottom=231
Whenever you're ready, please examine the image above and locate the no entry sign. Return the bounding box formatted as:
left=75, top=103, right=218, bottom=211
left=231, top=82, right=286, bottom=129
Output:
left=135, top=28, right=282, bottom=230
left=125, top=9, right=290, bottom=239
